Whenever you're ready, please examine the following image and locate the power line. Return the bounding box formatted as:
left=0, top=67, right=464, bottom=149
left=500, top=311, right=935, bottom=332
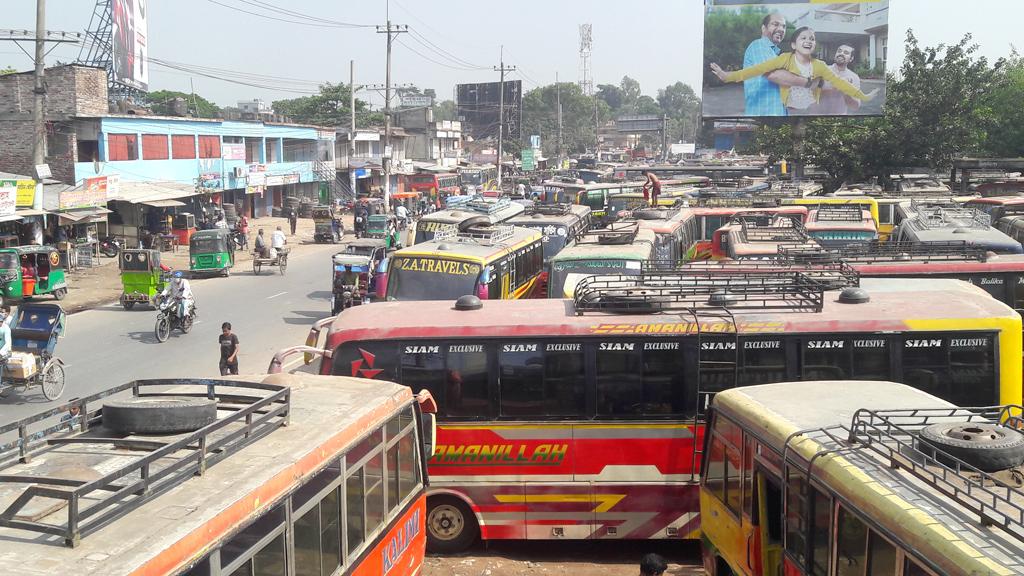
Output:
left=396, top=38, right=485, bottom=72
left=407, top=29, right=487, bottom=70
left=204, top=0, right=373, bottom=28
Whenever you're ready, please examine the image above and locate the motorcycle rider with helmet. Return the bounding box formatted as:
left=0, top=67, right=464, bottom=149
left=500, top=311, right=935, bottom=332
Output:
left=159, top=271, right=195, bottom=323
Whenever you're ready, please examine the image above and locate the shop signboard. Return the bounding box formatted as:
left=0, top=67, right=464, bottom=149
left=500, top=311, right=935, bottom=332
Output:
left=60, top=176, right=108, bottom=210
left=222, top=143, right=246, bottom=160
left=246, top=171, right=266, bottom=195
left=283, top=173, right=300, bottom=185
left=521, top=149, right=536, bottom=171
left=265, top=174, right=285, bottom=186
left=199, top=173, right=223, bottom=190
left=0, top=181, right=17, bottom=217
left=16, top=180, right=36, bottom=208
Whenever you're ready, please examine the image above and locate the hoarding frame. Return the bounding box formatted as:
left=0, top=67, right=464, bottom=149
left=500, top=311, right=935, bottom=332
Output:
left=112, top=0, right=149, bottom=92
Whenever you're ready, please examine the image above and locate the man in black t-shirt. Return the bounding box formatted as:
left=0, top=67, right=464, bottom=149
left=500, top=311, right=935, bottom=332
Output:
left=219, top=322, right=239, bottom=375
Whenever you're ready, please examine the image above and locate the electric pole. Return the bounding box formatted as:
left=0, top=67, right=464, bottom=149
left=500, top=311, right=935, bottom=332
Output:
left=376, top=15, right=407, bottom=213
left=494, top=46, right=515, bottom=191
left=556, top=72, right=563, bottom=168
left=33, top=0, right=47, bottom=174
left=350, top=60, right=357, bottom=201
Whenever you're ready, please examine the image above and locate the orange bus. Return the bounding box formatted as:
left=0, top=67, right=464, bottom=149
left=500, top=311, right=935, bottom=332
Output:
left=684, top=205, right=809, bottom=261
left=0, top=374, right=436, bottom=576
left=281, top=275, right=1021, bottom=554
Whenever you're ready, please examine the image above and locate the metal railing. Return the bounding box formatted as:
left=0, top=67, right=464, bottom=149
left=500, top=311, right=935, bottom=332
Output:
left=0, top=379, right=290, bottom=547
left=777, top=240, right=990, bottom=264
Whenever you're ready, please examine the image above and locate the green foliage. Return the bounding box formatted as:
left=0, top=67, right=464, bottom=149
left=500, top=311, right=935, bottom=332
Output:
left=0, top=66, right=17, bottom=76
left=272, top=82, right=374, bottom=127
left=433, top=99, right=457, bottom=122
left=702, top=7, right=790, bottom=86
left=144, top=90, right=221, bottom=118
left=749, top=32, right=1011, bottom=186
left=522, top=82, right=610, bottom=155
left=620, top=76, right=641, bottom=109
left=595, top=84, right=623, bottom=111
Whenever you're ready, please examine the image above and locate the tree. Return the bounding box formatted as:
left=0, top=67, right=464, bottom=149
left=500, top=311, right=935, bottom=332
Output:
left=522, top=82, right=610, bottom=156
left=272, top=82, right=377, bottom=127
left=0, top=66, right=16, bottom=76
left=433, top=99, right=457, bottom=122
left=658, top=82, right=701, bottom=142
left=144, top=90, right=221, bottom=118
left=984, top=51, right=1024, bottom=157
left=595, top=84, right=624, bottom=112
left=620, top=76, right=641, bottom=110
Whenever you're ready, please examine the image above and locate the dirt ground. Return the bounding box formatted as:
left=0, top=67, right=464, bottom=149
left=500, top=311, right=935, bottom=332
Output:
left=423, top=540, right=704, bottom=576
left=56, top=213, right=350, bottom=314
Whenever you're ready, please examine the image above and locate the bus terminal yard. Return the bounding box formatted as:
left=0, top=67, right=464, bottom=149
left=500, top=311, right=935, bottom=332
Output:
left=8, top=168, right=1024, bottom=576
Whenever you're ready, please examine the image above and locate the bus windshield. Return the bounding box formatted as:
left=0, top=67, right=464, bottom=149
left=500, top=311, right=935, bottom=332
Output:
left=549, top=259, right=641, bottom=298
left=388, top=257, right=482, bottom=300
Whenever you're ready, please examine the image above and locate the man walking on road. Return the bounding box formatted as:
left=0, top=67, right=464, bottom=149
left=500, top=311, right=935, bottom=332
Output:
left=219, top=322, right=239, bottom=375
left=288, top=207, right=298, bottom=236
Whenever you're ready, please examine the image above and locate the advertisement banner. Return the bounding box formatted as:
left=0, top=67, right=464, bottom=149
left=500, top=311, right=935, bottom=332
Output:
left=15, top=180, right=36, bottom=208
left=60, top=176, right=108, bottom=210
left=702, top=0, right=888, bottom=118
left=283, top=174, right=300, bottom=185
left=0, top=181, right=17, bottom=217
left=112, top=0, right=149, bottom=90
left=222, top=143, right=246, bottom=161
left=521, top=149, right=536, bottom=171
left=246, top=171, right=266, bottom=195
left=265, top=175, right=285, bottom=187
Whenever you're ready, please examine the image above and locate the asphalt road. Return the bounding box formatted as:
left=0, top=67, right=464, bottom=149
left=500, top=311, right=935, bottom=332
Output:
left=0, top=240, right=341, bottom=426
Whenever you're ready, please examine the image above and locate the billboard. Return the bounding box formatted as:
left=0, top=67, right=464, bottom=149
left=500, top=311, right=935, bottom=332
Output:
left=702, top=1, right=888, bottom=118
left=456, top=81, right=522, bottom=140
left=112, top=0, right=149, bottom=91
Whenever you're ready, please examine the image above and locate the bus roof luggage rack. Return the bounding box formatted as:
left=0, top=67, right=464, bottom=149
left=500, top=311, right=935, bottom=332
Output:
left=787, top=404, right=1024, bottom=546
left=732, top=214, right=809, bottom=242
left=529, top=203, right=573, bottom=216
left=578, top=221, right=639, bottom=245
left=813, top=204, right=867, bottom=222
left=434, top=224, right=516, bottom=245
left=696, top=196, right=781, bottom=208
left=0, top=378, right=289, bottom=547
left=464, top=196, right=513, bottom=214
left=908, top=205, right=992, bottom=230
left=669, top=259, right=860, bottom=291
left=777, top=240, right=990, bottom=264
left=572, top=271, right=825, bottom=314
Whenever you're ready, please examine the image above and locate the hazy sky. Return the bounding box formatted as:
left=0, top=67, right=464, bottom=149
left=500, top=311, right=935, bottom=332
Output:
left=3, top=0, right=1022, bottom=109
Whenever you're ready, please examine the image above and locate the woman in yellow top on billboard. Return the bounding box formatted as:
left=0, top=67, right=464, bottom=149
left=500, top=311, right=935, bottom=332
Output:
left=710, top=27, right=879, bottom=115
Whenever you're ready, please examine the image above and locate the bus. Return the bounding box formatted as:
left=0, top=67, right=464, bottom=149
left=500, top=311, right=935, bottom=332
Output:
left=781, top=197, right=880, bottom=230
left=628, top=207, right=700, bottom=266
left=506, top=203, right=592, bottom=264
left=803, top=205, right=878, bottom=248
left=413, top=195, right=525, bottom=244
left=458, top=166, right=498, bottom=193
left=538, top=182, right=645, bottom=226
left=700, top=380, right=1024, bottom=576
left=892, top=205, right=1023, bottom=254
left=712, top=214, right=822, bottom=260
left=546, top=223, right=656, bottom=297
left=0, top=373, right=435, bottom=576
left=606, top=182, right=702, bottom=213
left=285, top=275, right=1022, bottom=553
left=684, top=205, right=809, bottom=261
left=407, top=172, right=461, bottom=206
left=387, top=225, right=544, bottom=301
left=962, top=195, right=1024, bottom=220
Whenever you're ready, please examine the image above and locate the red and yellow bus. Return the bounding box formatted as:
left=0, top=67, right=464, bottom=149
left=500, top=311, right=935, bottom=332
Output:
left=711, top=214, right=821, bottom=260
left=407, top=172, right=461, bottom=205
left=387, top=225, right=544, bottom=301
left=0, top=373, right=436, bottom=576
left=286, top=275, right=1021, bottom=553
left=685, top=205, right=808, bottom=261
left=701, top=380, right=1024, bottom=576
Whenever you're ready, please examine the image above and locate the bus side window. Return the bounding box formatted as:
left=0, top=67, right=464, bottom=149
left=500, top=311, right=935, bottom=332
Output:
left=835, top=506, right=867, bottom=576
left=785, top=470, right=809, bottom=568
left=220, top=504, right=287, bottom=575
left=867, top=531, right=898, bottom=575
left=740, top=338, right=786, bottom=386
left=400, top=346, right=446, bottom=410
left=499, top=342, right=585, bottom=418
left=705, top=413, right=742, bottom=517
left=445, top=345, right=491, bottom=418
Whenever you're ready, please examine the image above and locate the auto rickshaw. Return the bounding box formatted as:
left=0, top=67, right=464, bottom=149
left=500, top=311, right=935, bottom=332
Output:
left=119, top=249, right=168, bottom=310
left=331, top=253, right=373, bottom=314
left=340, top=238, right=388, bottom=294
left=366, top=214, right=403, bottom=249
left=189, top=228, right=234, bottom=277
left=0, top=246, right=68, bottom=307
left=0, top=302, right=67, bottom=401
left=312, top=205, right=343, bottom=243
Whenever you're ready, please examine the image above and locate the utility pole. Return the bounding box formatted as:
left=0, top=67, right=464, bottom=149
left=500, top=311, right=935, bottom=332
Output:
left=350, top=60, right=357, bottom=201
left=494, top=46, right=515, bottom=191
left=556, top=72, right=563, bottom=167
left=33, top=0, right=47, bottom=174
left=376, top=11, right=407, bottom=213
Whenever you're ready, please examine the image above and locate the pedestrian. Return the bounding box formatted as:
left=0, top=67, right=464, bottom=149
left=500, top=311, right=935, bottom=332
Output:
left=218, top=322, right=239, bottom=375
left=288, top=207, right=298, bottom=236
left=639, top=553, right=668, bottom=576
left=237, top=214, right=249, bottom=250
left=1, top=304, right=12, bottom=329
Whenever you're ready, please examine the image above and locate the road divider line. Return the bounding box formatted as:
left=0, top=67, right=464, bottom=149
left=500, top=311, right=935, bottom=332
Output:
left=267, top=291, right=288, bottom=299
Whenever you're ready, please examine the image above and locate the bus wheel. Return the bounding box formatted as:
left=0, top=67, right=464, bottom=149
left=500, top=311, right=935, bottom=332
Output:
left=920, top=421, right=1024, bottom=472
left=426, top=496, right=478, bottom=554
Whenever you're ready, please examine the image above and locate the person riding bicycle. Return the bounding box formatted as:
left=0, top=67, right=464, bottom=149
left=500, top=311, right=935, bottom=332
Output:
left=160, top=271, right=195, bottom=322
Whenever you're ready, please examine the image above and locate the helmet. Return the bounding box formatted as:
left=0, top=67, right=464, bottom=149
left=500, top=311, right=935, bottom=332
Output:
left=173, top=271, right=183, bottom=279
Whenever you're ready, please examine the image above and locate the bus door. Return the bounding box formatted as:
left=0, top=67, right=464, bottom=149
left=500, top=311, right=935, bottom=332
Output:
left=755, top=471, right=783, bottom=576
left=499, top=260, right=511, bottom=299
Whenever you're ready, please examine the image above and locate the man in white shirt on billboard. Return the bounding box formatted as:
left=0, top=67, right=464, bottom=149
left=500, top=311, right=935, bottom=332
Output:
left=816, top=45, right=862, bottom=115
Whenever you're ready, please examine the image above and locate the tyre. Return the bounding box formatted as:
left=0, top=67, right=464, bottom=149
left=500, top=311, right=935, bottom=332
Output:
left=120, top=294, right=135, bottom=310
left=253, top=260, right=262, bottom=275
left=919, top=421, right=1024, bottom=472
left=40, top=360, right=65, bottom=401
left=180, top=314, right=194, bottom=334
left=155, top=315, right=171, bottom=342
left=279, top=255, right=288, bottom=275
left=53, top=287, right=67, bottom=301
left=426, top=496, right=478, bottom=554
left=103, top=396, right=217, bottom=434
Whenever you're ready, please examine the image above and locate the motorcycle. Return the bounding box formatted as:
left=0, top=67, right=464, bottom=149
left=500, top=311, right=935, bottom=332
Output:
left=330, top=284, right=357, bottom=316
left=100, top=236, right=125, bottom=257
left=154, top=294, right=196, bottom=342
left=229, top=229, right=246, bottom=251
left=353, top=215, right=365, bottom=239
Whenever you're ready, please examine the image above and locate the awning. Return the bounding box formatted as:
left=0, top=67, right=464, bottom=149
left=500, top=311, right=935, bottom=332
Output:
left=15, top=208, right=48, bottom=217
left=107, top=181, right=197, bottom=204
left=58, top=207, right=112, bottom=224
left=0, top=214, right=23, bottom=223
left=140, top=199, right=187, bottom=208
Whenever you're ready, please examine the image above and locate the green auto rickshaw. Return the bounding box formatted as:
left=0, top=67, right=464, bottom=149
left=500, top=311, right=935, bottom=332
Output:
left=366, top=214, right=403, bottom=249
left=189, top=228, right=234, bottom=277
left=0, top=246, right=68, bottom=307
left=119, top=249, right=168, bottom=310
